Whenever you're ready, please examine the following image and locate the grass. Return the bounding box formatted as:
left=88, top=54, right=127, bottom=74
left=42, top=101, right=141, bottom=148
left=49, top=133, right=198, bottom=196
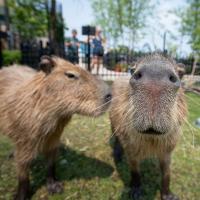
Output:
left=0, top=92, right=200, bottom=200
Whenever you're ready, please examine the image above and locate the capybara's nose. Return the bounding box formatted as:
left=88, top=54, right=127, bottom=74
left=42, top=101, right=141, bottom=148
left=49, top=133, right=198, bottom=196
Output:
left=130, top=67, right=181, bottom=89
left=104, top=93, right=112, bottom=103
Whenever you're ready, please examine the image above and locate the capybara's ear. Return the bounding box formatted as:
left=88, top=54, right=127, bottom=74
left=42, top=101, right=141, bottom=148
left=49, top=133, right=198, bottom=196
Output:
left=39, top=56, right=55, bottom=74
left=176, top=63, right=185, bottom=79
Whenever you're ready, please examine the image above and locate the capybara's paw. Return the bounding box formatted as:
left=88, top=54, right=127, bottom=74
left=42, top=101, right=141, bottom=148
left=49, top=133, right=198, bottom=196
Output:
left=47, top=180, right=63, bottom=194
left=161, top=193, right=179, bottom=200
left=129, top=186, right=142, bottom=200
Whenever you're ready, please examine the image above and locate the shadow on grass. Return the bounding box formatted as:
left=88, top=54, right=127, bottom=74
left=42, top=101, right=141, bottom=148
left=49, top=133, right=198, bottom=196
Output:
left=118, top=160, right=161, bottom=200
left=110, top=137, right=161, bottom=200
left=31, top=145, right=114, bottom=196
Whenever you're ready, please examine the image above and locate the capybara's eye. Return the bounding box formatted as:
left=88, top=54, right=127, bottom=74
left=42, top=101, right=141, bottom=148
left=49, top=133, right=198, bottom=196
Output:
left=169, top=74, right=177, bottom=83
left=64, top=72, right=78, bottom=79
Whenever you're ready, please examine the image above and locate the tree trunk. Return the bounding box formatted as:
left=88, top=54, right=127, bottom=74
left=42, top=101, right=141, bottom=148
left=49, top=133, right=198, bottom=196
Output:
left=45, top=0, right=51, bottom=43
left=4, top=0, right=10, bottom=49
left=50, top=0, right=58, bottom=55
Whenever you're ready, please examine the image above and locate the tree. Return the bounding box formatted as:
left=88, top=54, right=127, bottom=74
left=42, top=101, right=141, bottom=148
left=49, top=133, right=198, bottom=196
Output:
left=123, top=0, right=153, bottom=49
left=50, top=0, right=56, bottom=45
left=8, top=0, right=66, bottom=56
left=179, top=0, right=200, bottom=74
left=90, top=0, right=154, bottom=49
left=180, top=0, right=200, bottom=53
left=49, top=0, right=66, bottom=55
left=8, top=0, right=48, bottom=41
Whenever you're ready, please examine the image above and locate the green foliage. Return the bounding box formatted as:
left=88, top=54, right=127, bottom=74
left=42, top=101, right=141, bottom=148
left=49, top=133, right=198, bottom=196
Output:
left=2, top=50, right=21, bottom=66
left=55, top=12, right=66, bottom=44
left=179, top=0, right=200, bottom=53
left=90, top=0, right=154, bottom=48
left=8, top=0, right=48, bottom=40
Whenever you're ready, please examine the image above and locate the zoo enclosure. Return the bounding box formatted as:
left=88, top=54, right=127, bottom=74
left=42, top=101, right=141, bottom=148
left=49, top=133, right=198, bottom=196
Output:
left=2, top=40, right=200, bottom=80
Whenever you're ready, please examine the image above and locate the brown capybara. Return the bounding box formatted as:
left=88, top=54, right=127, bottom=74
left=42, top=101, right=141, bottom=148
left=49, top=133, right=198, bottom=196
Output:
left=109, top=54, right=187, bottom=200
left=0, top=56, right=112, bottom=200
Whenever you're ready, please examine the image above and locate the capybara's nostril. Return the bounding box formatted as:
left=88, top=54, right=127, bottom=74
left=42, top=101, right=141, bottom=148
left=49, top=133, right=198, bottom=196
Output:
left=169, top=74, right=178, bottom=83
left=133, top=71, right=142, bottom=80
left=130, top=71, right=143, bottom=87
left=168, top=73, right=181, bottom=89
left=105, top=93, right=112, bottom=103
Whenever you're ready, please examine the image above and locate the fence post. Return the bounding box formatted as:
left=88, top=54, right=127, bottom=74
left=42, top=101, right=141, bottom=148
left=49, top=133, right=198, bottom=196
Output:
left=87, top=34, right=91, bottom=72
left=82, top=26, right=95, bottom=72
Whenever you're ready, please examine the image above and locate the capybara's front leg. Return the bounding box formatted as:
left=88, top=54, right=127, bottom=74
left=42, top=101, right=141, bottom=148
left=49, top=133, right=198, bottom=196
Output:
left=14, top=161, right=31, bottom=200
left=45, top=148, right=63, bottom=195
left=128, top=160, right=142, bottom=200
left=113, top=136, right=123, bottom=163
left=14, top=177, right=30, bottom=200
left=159, top=154, right=179, bottom=200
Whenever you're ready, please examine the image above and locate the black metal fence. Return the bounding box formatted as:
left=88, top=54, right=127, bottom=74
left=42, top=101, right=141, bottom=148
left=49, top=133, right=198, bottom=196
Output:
left=20, top=40, right=65, bottom=69
left=19, top=41, right=133, bottom=80
left=15, top=41, right=200, bottom=80
left=65, top=45, right=200, bottom=79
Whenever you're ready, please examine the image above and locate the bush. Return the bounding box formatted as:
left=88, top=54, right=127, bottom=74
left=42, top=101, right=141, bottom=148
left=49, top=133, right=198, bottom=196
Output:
left=2, top=50, right=21, bottom=66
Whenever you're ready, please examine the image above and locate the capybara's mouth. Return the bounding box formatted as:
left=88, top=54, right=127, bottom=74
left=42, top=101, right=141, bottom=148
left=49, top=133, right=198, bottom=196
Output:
left=140, top=127, right=165, bottom=135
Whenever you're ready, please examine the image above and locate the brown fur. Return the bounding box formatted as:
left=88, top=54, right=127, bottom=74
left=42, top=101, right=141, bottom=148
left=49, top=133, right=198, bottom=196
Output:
left=0, top=56, right=110, bottom=199
left=110, top=54, right=187, bottom=200
left=110, top=82, right=186, bottom=160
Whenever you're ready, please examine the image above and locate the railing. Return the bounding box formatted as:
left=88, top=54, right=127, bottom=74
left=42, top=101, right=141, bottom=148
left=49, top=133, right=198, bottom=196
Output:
left=18, top=41, right=199, bottom=81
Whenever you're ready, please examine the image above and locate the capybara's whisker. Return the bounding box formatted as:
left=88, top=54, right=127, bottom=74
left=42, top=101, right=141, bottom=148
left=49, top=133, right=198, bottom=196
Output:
left=86, top=92, right=129, bottom=123
left=105, top=109, right=131, bottom=140
left=108, top=107, right=134, bottom=140
left=92, top=91, right=128, bottom=113
left=185, top=94, right=200, bottom=107
left=182, top=118, right=199, bottom=148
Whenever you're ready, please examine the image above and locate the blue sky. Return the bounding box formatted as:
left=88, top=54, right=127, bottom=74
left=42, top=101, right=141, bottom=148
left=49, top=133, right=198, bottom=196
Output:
left=59, top=0, right=191, bottom=56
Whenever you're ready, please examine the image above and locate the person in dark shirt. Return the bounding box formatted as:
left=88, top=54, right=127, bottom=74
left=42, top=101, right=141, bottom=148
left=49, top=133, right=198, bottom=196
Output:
left=65, top=29, right=80, bottom=64
left=91, top=28, right=105, bottom=75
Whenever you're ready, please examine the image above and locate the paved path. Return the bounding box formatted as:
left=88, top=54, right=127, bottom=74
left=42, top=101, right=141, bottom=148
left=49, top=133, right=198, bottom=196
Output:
left=79, top=63, right=131, bottom=81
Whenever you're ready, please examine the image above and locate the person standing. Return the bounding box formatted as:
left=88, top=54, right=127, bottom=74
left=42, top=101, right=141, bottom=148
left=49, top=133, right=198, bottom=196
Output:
left=65, top=29, right=80, bottom=64
left=91, top=28, right=105, bottom=75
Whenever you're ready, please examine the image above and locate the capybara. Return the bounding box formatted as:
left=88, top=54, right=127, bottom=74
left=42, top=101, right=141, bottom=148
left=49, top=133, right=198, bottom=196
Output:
left=109, top=54, right=187, bottom=200
left=0, top=56, right=112, bottom=200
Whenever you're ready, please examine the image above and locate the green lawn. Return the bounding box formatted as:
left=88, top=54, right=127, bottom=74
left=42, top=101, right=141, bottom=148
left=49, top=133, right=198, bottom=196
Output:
left=0, top=92, right=200, bottom=200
